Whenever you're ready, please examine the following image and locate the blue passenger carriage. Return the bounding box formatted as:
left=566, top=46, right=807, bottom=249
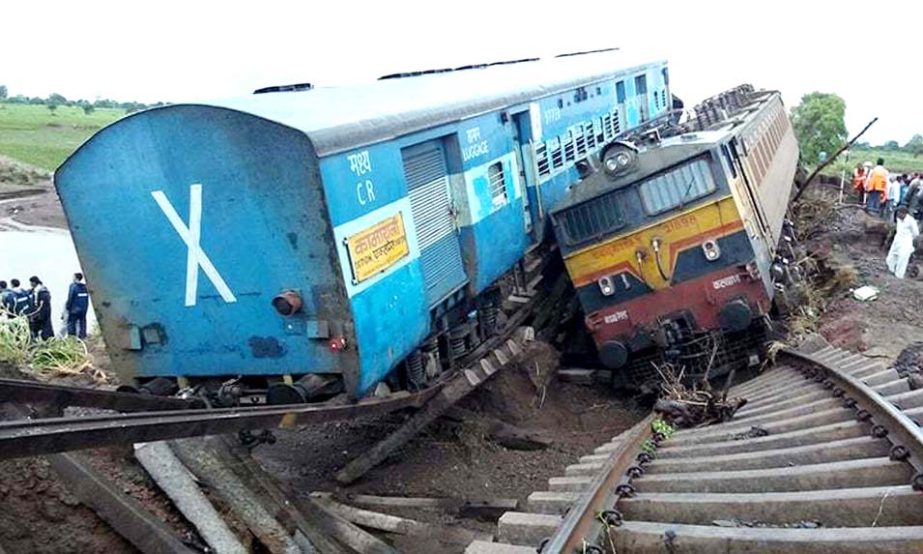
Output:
left=55, top=50, right=672, bottom=401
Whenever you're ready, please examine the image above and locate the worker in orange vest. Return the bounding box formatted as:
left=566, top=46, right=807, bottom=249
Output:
left=865, top=158, right=889, bottom=215
left=852, top=162, right=868, bottom=203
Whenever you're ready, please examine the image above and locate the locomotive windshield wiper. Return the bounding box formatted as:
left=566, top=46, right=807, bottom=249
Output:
left=677, top=178, right=697, bottom=210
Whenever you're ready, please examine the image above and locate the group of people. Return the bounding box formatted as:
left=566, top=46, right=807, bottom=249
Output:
left=852, top=160, right=923, bottom=220
left=852, top=159, right=922, bottom=279
left=0, top=273, right=90, bottom=340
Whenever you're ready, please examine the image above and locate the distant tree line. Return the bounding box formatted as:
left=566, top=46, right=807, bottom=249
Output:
left=0, top=85, right=164, bottom=115
left=852, top=135, right=923, bottom=158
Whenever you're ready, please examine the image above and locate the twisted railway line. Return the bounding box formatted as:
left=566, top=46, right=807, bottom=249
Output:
left=469, top=338, right=923, bottom=553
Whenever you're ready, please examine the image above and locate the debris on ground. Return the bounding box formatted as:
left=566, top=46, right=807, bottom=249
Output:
left=893, top=343, right=923, bottom=390
left=516, top=340, right=561, bottom=404
left=852, top=285, right=879, bottom=302
left=651, top=363, right=747, bottom=428
left=732, top=426, right=770, bottom=440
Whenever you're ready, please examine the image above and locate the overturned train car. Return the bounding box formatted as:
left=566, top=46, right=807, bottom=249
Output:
left=54, top=50, right=675, bottom=402
left=550, top=86, right=799, bottom=387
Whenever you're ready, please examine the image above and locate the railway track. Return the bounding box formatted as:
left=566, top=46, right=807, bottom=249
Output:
left=0, top=278, right=557, bottom=462
left=468, top=338, right=923, bottom=553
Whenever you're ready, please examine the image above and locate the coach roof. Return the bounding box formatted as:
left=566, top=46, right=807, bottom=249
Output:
left=203, top=50, right=664, bottom=157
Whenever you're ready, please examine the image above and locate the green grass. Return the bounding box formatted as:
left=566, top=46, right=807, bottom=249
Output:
left=0, top=103, right=125, bottom=171
left=824, top=147, right=923, bottom=176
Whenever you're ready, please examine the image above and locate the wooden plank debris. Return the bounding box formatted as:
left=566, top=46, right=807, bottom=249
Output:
left=336, top=494, right=518, bottom=519
left=170, top=439, right=302, bottom=554
left=290, top=495, right=398, bottom=554
left=46, top=451, right=196, bottom=554
left=211, top=436, right=347, bottom=554
left=134, top=441, right=246, bottom=554
left=4, top=404, right=194, bottom=554
left=310, top=493, right=492, bottom=545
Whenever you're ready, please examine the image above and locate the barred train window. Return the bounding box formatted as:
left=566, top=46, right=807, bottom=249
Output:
left=558, top=190, right=625, bottom=246
left=638, top=158, right=717, bottom=215
left=487, top=162, right=508, bottom=208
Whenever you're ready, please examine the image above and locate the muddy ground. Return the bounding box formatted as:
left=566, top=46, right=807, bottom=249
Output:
left=0, top=156, right=66, bottom=229
left=801, top=183, right=923, bottom=360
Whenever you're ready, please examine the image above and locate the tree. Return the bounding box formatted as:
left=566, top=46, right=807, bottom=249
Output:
left=47, top=92, right=67, bottom=106
left=791, top=92, right=848, bottom=165
left=47, top=103, right=58, bottom=115
left=882, top=140, right=900, bottom=151
left=81, top=102, right=95, bottom=115
left=0, top=85, right=7, bottom=100
left=906, top=134, right=923, bottom=158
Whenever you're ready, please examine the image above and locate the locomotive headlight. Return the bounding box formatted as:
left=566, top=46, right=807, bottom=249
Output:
left=601, top=143, right=638, bottom=177
left=702, top=239, right=721, bottom=261
left=598, top=275, right=615, bottom=297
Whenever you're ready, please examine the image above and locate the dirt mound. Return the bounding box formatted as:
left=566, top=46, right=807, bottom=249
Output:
left=0, top=455, right=132, bottom=553
left=463, top=341, right=562, bottom=427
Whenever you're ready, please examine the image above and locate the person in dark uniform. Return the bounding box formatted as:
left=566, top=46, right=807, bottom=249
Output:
left=27, top=276, right=53, bottom=340
left=65, top=273, right=90, bottom=338
left=0, top=281, right=14, bottom=316
left=9, top=279, right=32, bottom=316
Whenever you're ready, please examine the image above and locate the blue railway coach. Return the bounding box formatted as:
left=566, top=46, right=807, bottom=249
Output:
left=55, top=50, right=672, bottom=401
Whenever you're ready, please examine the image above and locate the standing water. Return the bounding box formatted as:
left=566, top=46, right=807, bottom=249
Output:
left=0, top=222, right=97, bottom=335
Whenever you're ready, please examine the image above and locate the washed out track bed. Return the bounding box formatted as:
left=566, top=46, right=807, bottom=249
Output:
left=469, top=339, right=923, bottom=553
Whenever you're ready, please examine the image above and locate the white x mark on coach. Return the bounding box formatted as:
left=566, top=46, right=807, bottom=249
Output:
left=151, top=184, right=237, bottom=307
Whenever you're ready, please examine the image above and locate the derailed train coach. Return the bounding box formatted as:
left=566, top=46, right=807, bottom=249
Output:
left=55, top=50, right=674, bottom=402
left=550, top=86, right=800, bottom=387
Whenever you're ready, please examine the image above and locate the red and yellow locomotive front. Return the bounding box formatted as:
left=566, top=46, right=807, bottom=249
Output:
left=552, top=140, right=777, bottom=383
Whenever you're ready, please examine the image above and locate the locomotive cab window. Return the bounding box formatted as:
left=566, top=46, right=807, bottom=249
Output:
left=487, top=161, right=508, bottom=208
left=556, top=190, right=625, bottom=246
left=638, top=158, right=717, bottom=215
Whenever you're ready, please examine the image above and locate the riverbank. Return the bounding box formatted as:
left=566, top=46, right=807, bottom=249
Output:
left=0, top=156, right=66, bottom=229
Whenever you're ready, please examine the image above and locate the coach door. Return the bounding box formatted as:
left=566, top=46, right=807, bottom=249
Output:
left=402, top=141, right=468, bottom=307
left=510, top=111, right=533, bottom=234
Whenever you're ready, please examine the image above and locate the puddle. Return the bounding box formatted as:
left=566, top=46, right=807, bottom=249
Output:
left=0, top=227, right=97, bottom=334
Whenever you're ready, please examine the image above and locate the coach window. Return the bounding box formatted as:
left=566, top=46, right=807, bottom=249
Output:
left=634, top=75, right=647, bottom=95
left=616, top=81, right=626, bottom=103
left=488, top=162, right=508, bottom=209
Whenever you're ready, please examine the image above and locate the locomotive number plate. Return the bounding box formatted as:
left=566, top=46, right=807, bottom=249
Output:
left=345, top=213, right=410, bottom=282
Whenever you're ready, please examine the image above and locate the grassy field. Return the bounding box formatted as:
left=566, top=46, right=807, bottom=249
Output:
left=826, top=147, right=923, bottom=176
left=0, top=103, right=125, bottom=171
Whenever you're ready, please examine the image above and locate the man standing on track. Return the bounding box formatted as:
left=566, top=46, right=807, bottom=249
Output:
left=64, top=273, right=90, bottom=339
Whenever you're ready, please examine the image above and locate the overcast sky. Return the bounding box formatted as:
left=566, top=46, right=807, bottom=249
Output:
left=2, top=1, right=919, bottom=145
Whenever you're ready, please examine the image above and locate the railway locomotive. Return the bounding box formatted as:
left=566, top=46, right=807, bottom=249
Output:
left=550, top=86, right=799, bottom=387
left=55, top=50, right=673, bottom=402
